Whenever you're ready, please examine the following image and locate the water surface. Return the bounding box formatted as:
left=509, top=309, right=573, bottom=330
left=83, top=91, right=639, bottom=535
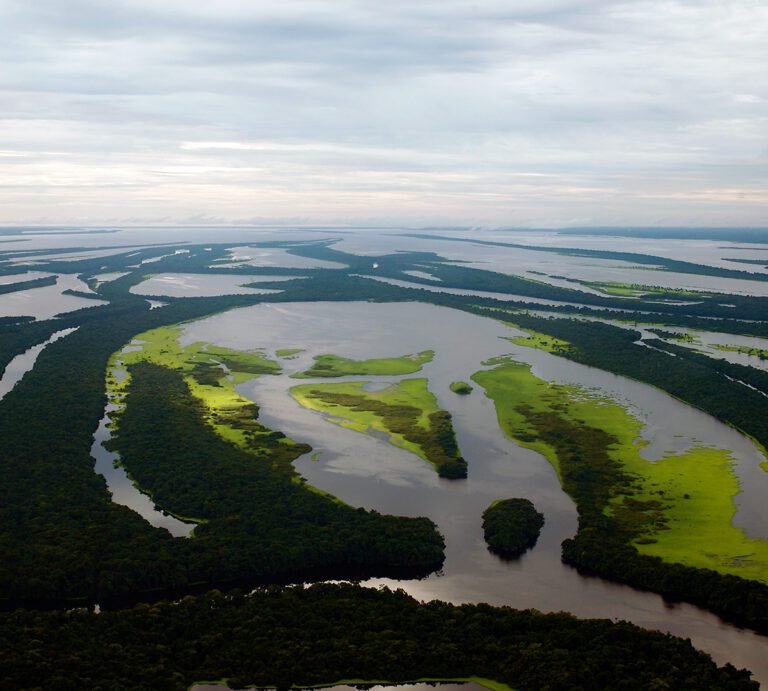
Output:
left=181, top=301, right=768, bottom=684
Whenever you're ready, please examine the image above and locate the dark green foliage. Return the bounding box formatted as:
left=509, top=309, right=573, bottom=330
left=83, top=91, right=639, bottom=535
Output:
left=0, top=275, right=57, bottom=295
left=500, top=314, right=768, bottom=462
left=650, top=338, right=768, bottom=396
left=0, top=584, right=757, bottom=690
left=476, top=313, right=768, bottom=632
left=482, top=498, right=544, bottom=558
left=304, top=389, right=467, bottom=479
left=450, top=380, right=473, bottom=395
left=0, top=279, right=444, bottom=606
left=2, top=234, right=768, bottom=668
left=112, top=361, right=444, bottom=582
left=0, top=317, right=68, bottom=378
left=0, top=315, right=35, bottom=329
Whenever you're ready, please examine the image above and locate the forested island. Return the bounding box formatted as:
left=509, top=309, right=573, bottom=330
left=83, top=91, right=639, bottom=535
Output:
left=482, top=499, right=544, bottom=558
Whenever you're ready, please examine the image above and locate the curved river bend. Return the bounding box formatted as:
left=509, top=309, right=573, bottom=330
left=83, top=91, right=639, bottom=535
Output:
left=174, top=301, right=768, bottom=686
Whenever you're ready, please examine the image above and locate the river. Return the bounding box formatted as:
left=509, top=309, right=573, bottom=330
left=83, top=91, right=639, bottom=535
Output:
left=177, top=300, right=768, bottom=685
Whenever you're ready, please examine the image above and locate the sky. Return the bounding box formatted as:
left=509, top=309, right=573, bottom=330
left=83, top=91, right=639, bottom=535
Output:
left=0, top=0, right=766, bottom=228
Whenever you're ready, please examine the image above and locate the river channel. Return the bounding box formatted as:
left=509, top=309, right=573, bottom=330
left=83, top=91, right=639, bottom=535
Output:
left=177, top=300, right=768, bottom=685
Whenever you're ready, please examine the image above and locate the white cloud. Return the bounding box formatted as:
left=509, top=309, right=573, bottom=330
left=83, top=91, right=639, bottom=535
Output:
left=0, top=0, right=765, bottom=226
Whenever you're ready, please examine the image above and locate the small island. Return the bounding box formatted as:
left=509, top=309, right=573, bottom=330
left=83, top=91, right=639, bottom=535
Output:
left=291, top=378, right=468, bottom=479
left=450, top=380, right=473, bottom=395
left=276, top=348, right=304, bottom=359
left=482, top=498, right=544, bottom=558
left=292, top=350, right=434, bottom=378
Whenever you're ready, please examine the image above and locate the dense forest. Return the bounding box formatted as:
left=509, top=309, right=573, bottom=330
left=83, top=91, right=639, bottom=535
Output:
left=0, top=584, right=758, bottom=690
left=482, top=499, right=544, bottom=558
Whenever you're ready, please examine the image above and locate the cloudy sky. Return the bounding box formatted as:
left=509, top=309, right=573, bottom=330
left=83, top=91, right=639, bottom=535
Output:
left=0, top=0, right=766, bottom=227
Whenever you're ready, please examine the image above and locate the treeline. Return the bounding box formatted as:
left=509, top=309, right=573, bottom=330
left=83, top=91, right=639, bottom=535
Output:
left=0, top=316, right=68, bottom=378
left=0, top=584, right=758, bottom=690
left=0, top=274, right=57, bottom=295
left=410, top=260, right=768, bottom=324
left=4, top=236, right=768, bottom=633
left=650, top=338, right=768, bottom=396
left=496, top=313, right=768, bottom=460
left=482, top=498, right=544, bottom=558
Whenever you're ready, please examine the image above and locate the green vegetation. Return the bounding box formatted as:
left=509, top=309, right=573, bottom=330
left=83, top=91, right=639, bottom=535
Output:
left=292, top=378, right=467, bottom=479
left=712, top=343, right=768, bottom=360
left=199, top=677, right=515, bottom=691
left=404, top=232, right=768, bottom=284
left=506, top=329, right=571, bottom=354
left=0, top=283, right=446, bottom=605
left=585, top=281, right=704, bottom=299
left=112, top=325, right=288, bottom=451
left=482, top=498, right=544, bottom=558
left=4, top=234, right=768, bottom=679
left=470, top=356, right=768, bottom=632
left=647, top=328, right=700, bottom=343
left=449, top=380, right=473, bottom=395
left=0, top=584, right=756, bottom=690
left=293, top=350, right=434, bottom=378
left=112, top=360, right=444, bottom=582
left=489, top=312, right=768, bottom=468
left=472, top=358, right=768, bottom=581
left=276, top=347, right=304, bottom=358
left=588, top=281, right=645, bottom=297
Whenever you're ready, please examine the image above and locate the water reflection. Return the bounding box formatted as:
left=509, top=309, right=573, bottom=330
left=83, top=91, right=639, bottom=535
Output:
left=0, top=328, right=78, bottom=401
left=216, top=245, right=347, bottom=270
left=181, top=301, right=768, bottom=684
left=91, top=366, right=196, bottom=537
left=357, top=274, right=632, bottom=312
left=130, top=273, right=291, bottom=298
left=0, top=273, right=106, bottom=319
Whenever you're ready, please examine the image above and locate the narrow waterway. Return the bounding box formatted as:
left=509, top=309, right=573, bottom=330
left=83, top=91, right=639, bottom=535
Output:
left=0, top=327, right=78, bottom=401
left=90, top=365, right=196, bottom=537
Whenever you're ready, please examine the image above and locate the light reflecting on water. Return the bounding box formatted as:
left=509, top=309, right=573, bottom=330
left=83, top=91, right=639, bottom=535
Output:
left=90, top=364, right=196, bottom=537
left=181, top=301, right=768, bottom=685
left=356, top=274, right=623, bottom=312
left=130, top=273, right=292, bottom=298
left=333, top=232, right=768, bottom=297
left=216, top=245, right=347, bottom=270
left=0, top=328, right=78, bottom=401
left=0, top=273, right=106, bottom=319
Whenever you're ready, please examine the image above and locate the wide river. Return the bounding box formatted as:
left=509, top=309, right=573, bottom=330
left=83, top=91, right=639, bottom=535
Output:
left=178, top=300, right=768, bottom=686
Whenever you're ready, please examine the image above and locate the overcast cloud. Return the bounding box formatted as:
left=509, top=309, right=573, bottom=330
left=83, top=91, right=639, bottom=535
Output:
left=0, top=0, right=766, bottom=227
